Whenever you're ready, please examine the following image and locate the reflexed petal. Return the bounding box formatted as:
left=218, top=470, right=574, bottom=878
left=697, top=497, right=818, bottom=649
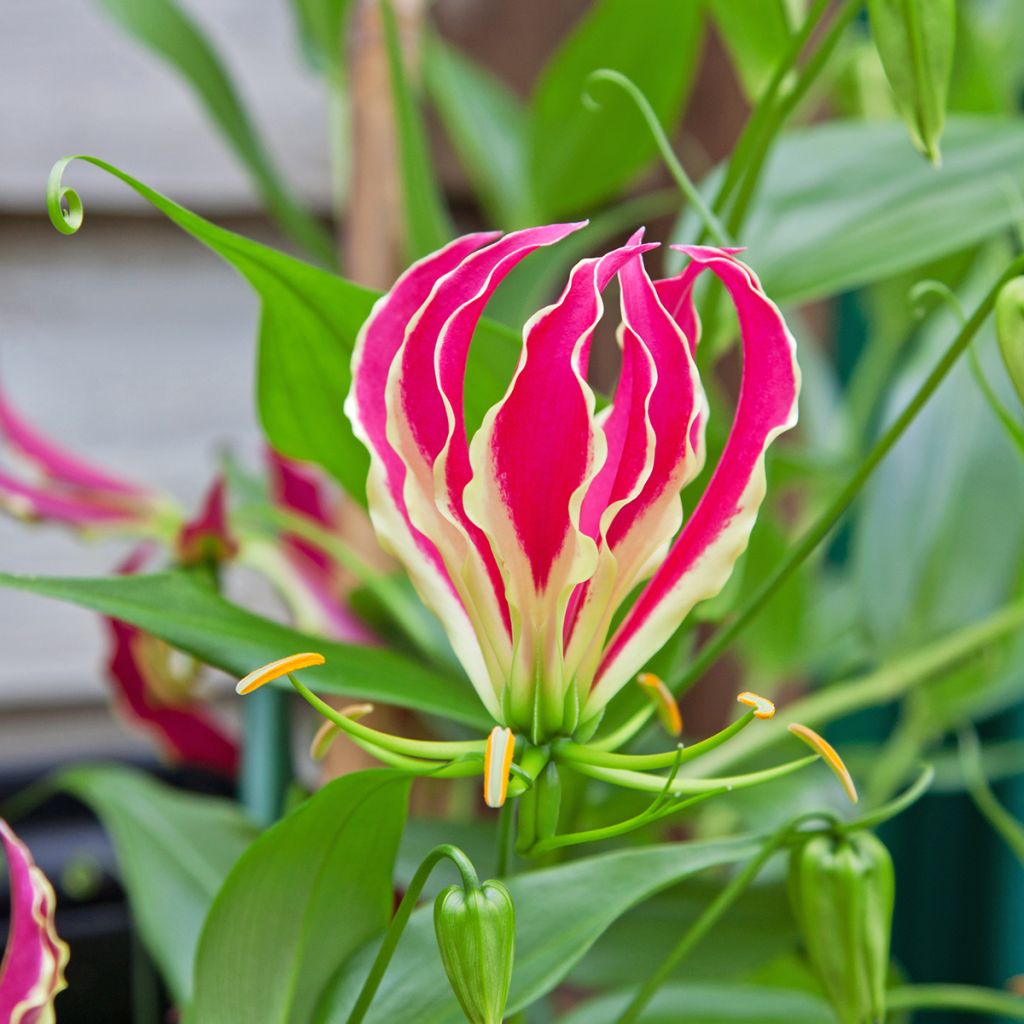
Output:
left=465, top=241, right=655, bottom=735
left=0, top=820, right=69, bottom=1024
left=267, top=450, right=378, bottom=645
left=0, top=470, right=142, bottom=526
left=346, top=233, right=504, bottom=718
left=591, top=247, right=800, bottom=712
left=390, top=224, right=586, bottom=705
left=175, top=476, right=238, bottom=565
left=566, top=238, right=705, bottom=686
left=0, top=383, right=145, bottom=496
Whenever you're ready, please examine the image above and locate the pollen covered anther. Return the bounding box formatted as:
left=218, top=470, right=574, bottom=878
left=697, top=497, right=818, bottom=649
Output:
left=737, top=691, right=776, bottom=720
left=236, top=652, right=325, bottom=695
left=637, top=673, right=683, bottom=736
left=484, top=727, right=516, bottom=809
left=788, top=722, right=858, bottom=804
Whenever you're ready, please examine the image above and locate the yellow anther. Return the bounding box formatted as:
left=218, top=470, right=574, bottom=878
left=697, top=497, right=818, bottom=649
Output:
left=309, top=704, right=374, bottom=760
left=483, top=726, right=516, bottom=809
left=788, top=723, right=858, bottom=804
left=737, top=691, right=776, bottom=719
left=637, top=673, right=683, bottom=736
left=236, top=652, right=325, bottom=695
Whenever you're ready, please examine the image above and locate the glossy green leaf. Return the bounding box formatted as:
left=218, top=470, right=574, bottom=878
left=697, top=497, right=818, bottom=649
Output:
left=867, top=0, right=955, bottom=163
left=424, top=35, right=535, bottom=228
left=705, top=0, right=797, bottom=100
left=191, top=770, right=410, bottom=1024
left=56, top=764, right=257, bottom=1005
left=94, top=0, right=334, bottom=264
left=0, top=570, right=490, bottom=727
left=561, top=981, right=833, bottom=1024
left=527, top=0, right=702, bottom=217
left=672, top=118, right=1024, bottom=304
left=382, top=1, right=452, bottom=259
left=320, top=835, right=760, bottom=1023
left=48, top=156, right=521, bottom=499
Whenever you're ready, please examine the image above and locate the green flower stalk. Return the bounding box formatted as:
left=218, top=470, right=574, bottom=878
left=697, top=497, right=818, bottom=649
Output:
left=434, top=880, right=515, bottom=1024
left=789, top=831, right=895, bottom=1024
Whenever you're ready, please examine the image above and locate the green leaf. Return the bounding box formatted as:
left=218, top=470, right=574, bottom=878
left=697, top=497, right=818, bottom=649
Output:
left=191, top=770, right=410, bottom=1024
left=424, top=35, right=535, bottom=228
left=55, top=764, right=257, bottom=1005
left=291, top=0, right=352, bottom=77
left=867, top=0, right=955, bottom=163
left=705, top=0, right=797, bottom=101
left=0, top=570, right=490, bottom=727
left=320, top=835, right=760, bottom=1023
left=672, top=118, right=1024, bottom=304
left=382, top=0, right=452, bottom=259
left=561, top=981, right=834, bottom=1024
left=48, top=156, right=521, bottom=499
left=527, top=0, right=703, bottom=217
left=93, top=0, right=334, bottom=264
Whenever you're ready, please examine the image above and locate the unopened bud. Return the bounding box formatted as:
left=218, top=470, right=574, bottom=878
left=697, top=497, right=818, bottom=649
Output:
left=789, top=831, right=894, bottom=1024
left=434, top=879, right=515, bottom=1024
left=996, top=276, right=1024, bottom=408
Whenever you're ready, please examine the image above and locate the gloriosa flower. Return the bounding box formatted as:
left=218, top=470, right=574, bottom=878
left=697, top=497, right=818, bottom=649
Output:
left=345, top=225, right=799, bottom=742
left=0, top=820, right=69, bottom=1024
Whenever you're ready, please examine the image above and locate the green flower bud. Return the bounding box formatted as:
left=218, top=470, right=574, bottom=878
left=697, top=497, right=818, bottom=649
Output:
left=788, top=831, right=895, bottom=1024
left=996, top=276, right=1024, bottom=409
left=867, top=0, right=955, bottom=164
left=434, top=880, right=515, bottom=1024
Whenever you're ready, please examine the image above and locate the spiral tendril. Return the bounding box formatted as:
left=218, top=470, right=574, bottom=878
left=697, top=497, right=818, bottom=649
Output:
left=47, top=157, right=86, bottom=235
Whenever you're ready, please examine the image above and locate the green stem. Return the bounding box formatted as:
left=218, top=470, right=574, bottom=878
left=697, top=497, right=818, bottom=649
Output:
left=969, top=344, right=1024, bottom=456
left=705, top=0, right=833, bottom=234
left=556, top=711, right=755, bottom=770
left=887, top=984, right=1024, bottom=1018
left=345, top=844, right=480, bottom=1024
left=669, top=254, right=1024, bottom=705
left=585, top=70, right=731, bottom=246
left=495, top=800, right=515, bottom=877
left=240, top=687, right=291, bottom=827
left=688, top=601, right=1024, bottom=778
left=616, top=823, right=797, bottom=1024
left=959, top=728, right=1024, bottom=865
left=724, top=0, right=863, bottom=237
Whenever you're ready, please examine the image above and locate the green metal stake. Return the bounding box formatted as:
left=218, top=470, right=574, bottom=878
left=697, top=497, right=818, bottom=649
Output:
left=240, top=686, right=292, bottom=827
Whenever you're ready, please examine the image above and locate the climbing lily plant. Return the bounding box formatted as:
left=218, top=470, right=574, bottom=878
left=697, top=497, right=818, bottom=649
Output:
left=5, top=1, right=1024, bottom=1023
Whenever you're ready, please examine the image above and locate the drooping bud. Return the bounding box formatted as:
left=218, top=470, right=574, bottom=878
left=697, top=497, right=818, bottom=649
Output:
left=434, top=879, right=515, bottom=1024
left=788, top=831, right=894, bottom=1024
left=866, top=0, right=955, bottom=164
left=996, top=276, right=1024, bottom=408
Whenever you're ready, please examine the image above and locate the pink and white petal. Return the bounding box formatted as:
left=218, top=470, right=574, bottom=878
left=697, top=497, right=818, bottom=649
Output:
left=0, top=470, right=142, bottom=527
left=387, top=224, right=586, bottom=696
left=266, top=448, right=337, bottom=573
left=566, top=248, right=705, bottom=685
left=175, top=476, right=238, bottom=565
left=0, top=821, right=69, bottom=1024
left=105, top=616, right=241, bottom=777
left=0, top=384, right=146, bottom=497
left=464, top=243, right=655, bottom=734
left=345, top=232, right=503, bottom=718
left=589, top=247, right=799, bottom=712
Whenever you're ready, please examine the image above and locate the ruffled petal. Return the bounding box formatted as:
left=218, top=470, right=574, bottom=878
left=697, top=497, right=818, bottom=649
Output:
left=345, top=233, right=505, bottom=718
left=590, top=247, right=800, bottom=713
left=0, top=820, right=69, bottom=1024
left=566, top=241, right=705, bottom=688
left=384, top=224, right=585, bottom=713
left=464, top=241, right=656, bottom=737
